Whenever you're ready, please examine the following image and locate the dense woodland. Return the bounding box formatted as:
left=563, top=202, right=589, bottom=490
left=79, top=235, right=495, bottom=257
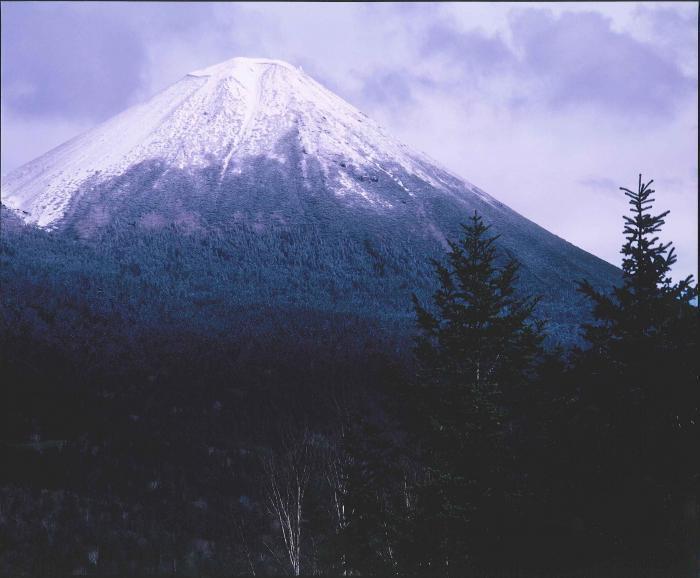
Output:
left=1, top=175, right=697, bottom=576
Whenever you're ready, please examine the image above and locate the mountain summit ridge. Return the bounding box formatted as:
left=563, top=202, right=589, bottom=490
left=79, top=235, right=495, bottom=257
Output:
left=189, top=56, right=304, bottom=76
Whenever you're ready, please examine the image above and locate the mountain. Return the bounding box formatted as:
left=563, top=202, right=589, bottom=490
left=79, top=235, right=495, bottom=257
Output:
left=1, top=56, right=618, bottom=345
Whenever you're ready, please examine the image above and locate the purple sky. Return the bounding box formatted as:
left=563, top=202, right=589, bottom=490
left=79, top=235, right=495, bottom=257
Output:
left=1, top=2, right=697, bottom=282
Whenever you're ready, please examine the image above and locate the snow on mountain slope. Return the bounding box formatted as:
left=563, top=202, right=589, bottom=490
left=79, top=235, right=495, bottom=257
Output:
left=2, top=57, right=486, bottom=227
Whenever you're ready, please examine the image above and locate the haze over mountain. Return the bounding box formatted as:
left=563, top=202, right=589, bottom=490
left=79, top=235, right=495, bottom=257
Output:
left=1, top=56, right=619, bottom=344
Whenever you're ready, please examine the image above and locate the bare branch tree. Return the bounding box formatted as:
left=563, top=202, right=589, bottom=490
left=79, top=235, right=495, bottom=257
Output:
left=233, top=517, right=257, bottom=576
left=324, top=425, right=353, bottom=574
left=262, top=428, right=313, bottom=576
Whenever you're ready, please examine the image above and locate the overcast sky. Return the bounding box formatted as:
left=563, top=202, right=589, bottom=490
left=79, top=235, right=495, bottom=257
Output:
left=1, top=2, right=697, bottom=281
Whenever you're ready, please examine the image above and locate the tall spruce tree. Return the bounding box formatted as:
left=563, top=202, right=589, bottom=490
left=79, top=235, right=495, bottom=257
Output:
left=579, top=174, right=696, bottom=357
left=576, top=175, right=699, bottom=569
left=410, top=212, right=545, bottom=573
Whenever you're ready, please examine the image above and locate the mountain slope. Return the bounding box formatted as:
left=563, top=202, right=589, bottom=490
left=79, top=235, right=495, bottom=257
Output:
left=1, top=56, right=619, bottom=345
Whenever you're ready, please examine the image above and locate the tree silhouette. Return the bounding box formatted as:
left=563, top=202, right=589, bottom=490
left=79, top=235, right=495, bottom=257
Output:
left=410, top=211, right=545, bottom=572
left=576, top=174, right=699, bottom=570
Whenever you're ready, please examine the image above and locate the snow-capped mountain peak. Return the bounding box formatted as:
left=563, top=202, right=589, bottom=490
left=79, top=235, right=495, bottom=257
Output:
left=2, top=56, right=466, bottom=227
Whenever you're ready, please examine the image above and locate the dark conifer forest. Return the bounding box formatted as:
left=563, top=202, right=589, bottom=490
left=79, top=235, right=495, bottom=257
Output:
left=1, top=176, right=698, bottom=576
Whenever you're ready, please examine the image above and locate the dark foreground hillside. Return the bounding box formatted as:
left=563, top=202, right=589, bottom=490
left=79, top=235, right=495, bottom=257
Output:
left=1, top=205, right=696, bottom=576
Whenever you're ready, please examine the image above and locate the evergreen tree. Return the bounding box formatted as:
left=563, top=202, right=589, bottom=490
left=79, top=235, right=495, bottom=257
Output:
left=579, top=174, right=696, bottom=357
left=409, top=212, right=545, bottom=573
left=575, top=175, right=699, bottom=569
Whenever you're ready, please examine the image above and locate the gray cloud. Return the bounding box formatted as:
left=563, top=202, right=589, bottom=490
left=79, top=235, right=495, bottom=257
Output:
left=422, top=22, right=514, bottom=77
left=639, top=4, right=699, bottom=40
left=509, top=9, right=696, bottom=117
left=1, top=3, right=147, bottom=120
left=578, top=176, right=620, bottom=197
left=361, top=70, right=438, bottom=106
left=380, top=6, right=697, bottom=121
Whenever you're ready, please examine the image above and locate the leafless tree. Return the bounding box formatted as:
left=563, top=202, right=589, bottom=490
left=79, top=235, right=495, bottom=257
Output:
left=262, top=428, right=314, bottom=576
left=324, top=425, right=353, bottom=574
left=233, top=517, right=257, bottom=576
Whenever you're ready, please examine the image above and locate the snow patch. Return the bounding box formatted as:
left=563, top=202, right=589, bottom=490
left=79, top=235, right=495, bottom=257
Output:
left=336, top=172, right=393, bottom=209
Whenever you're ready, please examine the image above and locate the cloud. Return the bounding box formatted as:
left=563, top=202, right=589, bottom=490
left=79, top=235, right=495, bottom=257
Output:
left=0, top=102, right=91, bottom=177
left=637, top=3, right=699, bottom=46
left=422, top=22, right=514, bottom=77
left=634, top=4, right=699, bottom=79
left=391, top=7, right=697, bottom=122
left=578, top=177, right=620, bottom=197
left=509, top=9, right=696, bottom=117
left=361, top=70, right=437, bottom=106
left=0, top=3, right=147, bottom=120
